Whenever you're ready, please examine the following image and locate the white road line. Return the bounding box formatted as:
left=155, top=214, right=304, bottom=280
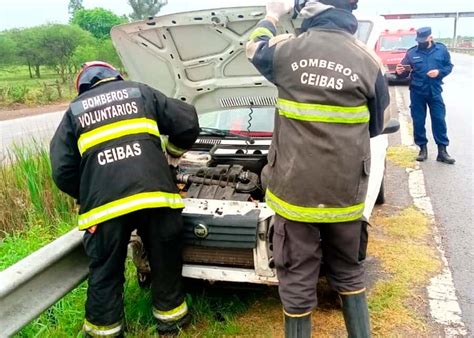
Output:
left=395, top=87, right=467, bottom=336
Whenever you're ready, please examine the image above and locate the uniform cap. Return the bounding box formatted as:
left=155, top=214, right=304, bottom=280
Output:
left=416, top=27, right=432, bottom=42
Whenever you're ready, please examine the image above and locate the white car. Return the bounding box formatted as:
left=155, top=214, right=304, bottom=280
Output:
left=111, top=6, right=398, bottom=285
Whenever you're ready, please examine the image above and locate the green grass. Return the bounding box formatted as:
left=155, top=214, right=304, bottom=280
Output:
left=0, top=65, right=74, bottom=107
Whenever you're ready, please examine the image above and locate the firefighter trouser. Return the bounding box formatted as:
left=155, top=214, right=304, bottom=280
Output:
left=272, top=215, right=367, bottom=315
left=82, top=207, right=185, bottom=329
left=410, top=89, right=449, bottom=146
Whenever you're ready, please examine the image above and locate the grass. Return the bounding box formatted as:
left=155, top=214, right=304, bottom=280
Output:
left=0, top=65, right=74, bottom=108
left=387, top=145, right=418, bottom=169
left=367, top=207, right=441, bottom=336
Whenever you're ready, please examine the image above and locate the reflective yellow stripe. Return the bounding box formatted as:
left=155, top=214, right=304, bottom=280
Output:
left=78, top=117, right=160, bottom=155
left=153, top=301, right=188, bottom=322
left=248, top=27, right=274, bottom=41
left=166, top=142, right=186, bottom=157
left=265, top=189, right=364, bottom=223
left=83, top=319, right=122, bottom=336
left=277, top=98, right=370, bottom=124
left=78, top=191, right=184, bottom=229
left=339, top=288, right=366, bottom=296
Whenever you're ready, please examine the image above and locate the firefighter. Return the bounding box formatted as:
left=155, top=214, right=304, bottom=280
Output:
left=50, top=61, right=200, bottom=336
left=396, top=27, right=455, bottom=164
left=246, top=1, right=389, bottom=337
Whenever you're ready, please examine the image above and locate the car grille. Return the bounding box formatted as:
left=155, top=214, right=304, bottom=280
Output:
left=183, top=246, right=254, bottom=268
left=387, top=64, right=397, bottom=71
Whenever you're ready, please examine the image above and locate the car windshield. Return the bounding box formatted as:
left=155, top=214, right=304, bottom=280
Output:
left=379, top=34, right=416, bottom=51
left=198, top=107, right=275, bottom=136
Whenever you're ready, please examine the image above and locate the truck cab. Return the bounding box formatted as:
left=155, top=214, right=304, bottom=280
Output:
left=375, top=28, right=416, bottom=83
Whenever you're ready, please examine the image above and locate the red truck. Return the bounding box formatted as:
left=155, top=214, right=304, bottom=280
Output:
left=375, top=28, right=417, bottom=84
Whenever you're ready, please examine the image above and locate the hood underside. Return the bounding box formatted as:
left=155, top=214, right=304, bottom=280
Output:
left=111, top=6, right=378, bottom=113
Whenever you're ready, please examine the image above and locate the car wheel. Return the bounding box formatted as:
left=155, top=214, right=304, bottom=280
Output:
left=375, top=177, right=385, bottom=205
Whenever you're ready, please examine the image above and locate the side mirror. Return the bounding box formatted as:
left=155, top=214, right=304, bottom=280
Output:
left=382, top=118, right=400, bottom=135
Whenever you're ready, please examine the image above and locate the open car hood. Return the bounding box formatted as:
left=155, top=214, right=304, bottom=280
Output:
left=111, top=7, right=382, bottom=113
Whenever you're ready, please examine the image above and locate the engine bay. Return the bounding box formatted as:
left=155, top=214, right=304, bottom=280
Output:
left=176, top=137, right=271, bottom=202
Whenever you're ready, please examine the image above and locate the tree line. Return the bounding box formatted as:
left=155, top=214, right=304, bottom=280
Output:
left=0, top=0, right=167, bottom=83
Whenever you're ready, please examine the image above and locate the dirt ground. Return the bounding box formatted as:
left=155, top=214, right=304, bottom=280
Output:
left=0, top=102, right=69, bottom=121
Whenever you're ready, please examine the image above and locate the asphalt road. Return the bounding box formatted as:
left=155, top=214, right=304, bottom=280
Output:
left=0, top=111, right=63, bottom=162
left=397, top=52, right=474, bottom=334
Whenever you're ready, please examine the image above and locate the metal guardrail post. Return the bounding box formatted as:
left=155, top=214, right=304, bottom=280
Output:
left=0, top=229, right=88, bottom=337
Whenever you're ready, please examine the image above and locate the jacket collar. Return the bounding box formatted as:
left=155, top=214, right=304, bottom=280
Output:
left=300, top=7, right=358, bottom=35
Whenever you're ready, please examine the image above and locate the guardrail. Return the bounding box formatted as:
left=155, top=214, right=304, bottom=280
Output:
left=0, top=229, right=88, bottom=337
left=449, top=47, right=474, bottom=54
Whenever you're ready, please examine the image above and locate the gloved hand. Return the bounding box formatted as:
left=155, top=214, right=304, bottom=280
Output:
left=165, top=152, right=181, bottom=168
left=265, top=0, right=294, bottom=22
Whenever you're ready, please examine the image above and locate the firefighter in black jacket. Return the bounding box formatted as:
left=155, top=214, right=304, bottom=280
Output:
left=50, top=61, right=200, bottom=336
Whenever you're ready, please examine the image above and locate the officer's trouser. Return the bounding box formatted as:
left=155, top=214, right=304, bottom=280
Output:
left=82, top=207, right=185, bottom=332
left=410, top=89, right=449, bottom=146
left=272, top=214, right=367, bottom=315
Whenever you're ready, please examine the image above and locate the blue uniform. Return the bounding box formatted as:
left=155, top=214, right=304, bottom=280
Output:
left=398, top=42, right=453, bottom=146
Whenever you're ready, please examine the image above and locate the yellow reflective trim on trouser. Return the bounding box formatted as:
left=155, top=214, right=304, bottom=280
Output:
left=83, top=319, right=122, bottom=337
left=248, top=27, right=274, bottom=41
left=78, top=191, right=184, bottom=229
left=339, top=288, right=366, bottom=296
left=77, top=117, right=160, bottom=155
left=277, top=98, right=370, bottom=124
left=265, top=189, right=365, bottom=223
left=153, top=301, right=188, bottom=322
left=166, top=142, right=186, bottom=157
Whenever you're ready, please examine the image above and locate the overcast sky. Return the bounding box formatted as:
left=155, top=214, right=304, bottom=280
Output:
left=1, top=0, right=473, bottom=37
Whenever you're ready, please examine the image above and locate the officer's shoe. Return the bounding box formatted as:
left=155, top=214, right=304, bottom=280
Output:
left=156, top=312, right=191, bottom=337
left=284, top=311, right=312, bottom=338
left=416, top=145, right=428, bottom=162
left=436, top=145, right=455, bottom=164
left=339, top=291, right=371, bottom=338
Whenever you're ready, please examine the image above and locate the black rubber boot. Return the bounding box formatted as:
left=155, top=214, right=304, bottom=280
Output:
left=284, top=312, right=312, bottom=338
left=436, top=145, right=455, bottom=164
left=416, top=145, right=428, bottom=162
left=340, top=292, right=371, bottom=338
left=157, top=313, right=191, bottom=337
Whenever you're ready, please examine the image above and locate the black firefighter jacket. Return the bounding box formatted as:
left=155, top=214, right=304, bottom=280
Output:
left=50, top=80, right=199, bottom=230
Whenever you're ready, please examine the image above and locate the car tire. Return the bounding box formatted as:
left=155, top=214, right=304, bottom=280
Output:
left=375, top=177, right=385, bottom=205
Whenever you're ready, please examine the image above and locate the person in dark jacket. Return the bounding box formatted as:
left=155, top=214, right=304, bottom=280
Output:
left=396, top=27, right=455, bottom=164
left=247, top=0, right=389, bottom=337
left=50, top=61, right=200, bottom=336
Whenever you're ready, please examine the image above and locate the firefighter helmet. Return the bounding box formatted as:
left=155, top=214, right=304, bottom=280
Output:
left=75, top=61, right=124, bottom=95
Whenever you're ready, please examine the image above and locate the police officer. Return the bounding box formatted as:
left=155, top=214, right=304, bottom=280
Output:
left=247, top=0, right=389, bottom=336
left=50, top=61, right=200, bottom=336
left=396, top=27, right=455, bottom=164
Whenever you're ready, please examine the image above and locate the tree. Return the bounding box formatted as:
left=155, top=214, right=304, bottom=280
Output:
left=10, top=27, right=50, bottom=78
left=0, top=34, right=18, bottom=66
left=71, top=8, right=128, bottom=40
left=41, top=24, right=95, bottom=82
left=68, top=0, right=84, bottom=15
left=128, top=0, right=168, bottom=21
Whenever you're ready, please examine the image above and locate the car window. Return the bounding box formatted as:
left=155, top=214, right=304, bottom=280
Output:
left=199, top=107, right=275, bottom=133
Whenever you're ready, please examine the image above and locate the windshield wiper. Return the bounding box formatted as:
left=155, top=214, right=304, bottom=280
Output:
left=199, top=127, right=254, bottom=143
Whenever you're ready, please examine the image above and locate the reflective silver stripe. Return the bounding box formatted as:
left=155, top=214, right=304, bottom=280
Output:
left=83, top=322, right=122, bottom=336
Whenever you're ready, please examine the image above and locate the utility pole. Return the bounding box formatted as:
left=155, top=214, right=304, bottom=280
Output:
left=452, top=12, right=459, bottom=48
